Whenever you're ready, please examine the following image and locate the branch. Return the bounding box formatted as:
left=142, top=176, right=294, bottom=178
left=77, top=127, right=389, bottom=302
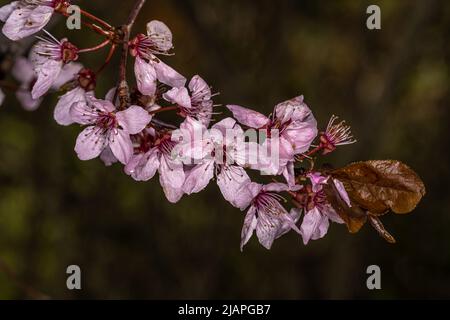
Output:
left=118, top=0, right=147, bottom=110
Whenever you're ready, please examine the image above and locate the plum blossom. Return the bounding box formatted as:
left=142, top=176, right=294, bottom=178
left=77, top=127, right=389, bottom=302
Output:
left=130, top=20, right=186, bottom=96
left=54, top=68, right=96, bottom=126
left=0, top=0, right=67, bottom=41
left=125, top=128, right=185, bottom=203
left=228, top=96, right=318, bottom=185
left=70, top=97, right=152, bottom=165
left=319, top=115, right=356, bottom=155
left=178, top=117, right=258, bottom=209
left=297, top=172, right=347, bottom=245
left=163, top=75, right=215, bottom=127
left=12, top=55, right=82, bottom=111
left=239, top=182, right=302, bottom=251
left=29, top=32, right=79, bottom=99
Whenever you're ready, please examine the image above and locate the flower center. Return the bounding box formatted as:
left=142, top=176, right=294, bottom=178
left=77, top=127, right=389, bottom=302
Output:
left=95, top=112, right=118, bottom=131
left=254, top=192, right=286, bottom=216
left=61, top=40, right=79, bottom=63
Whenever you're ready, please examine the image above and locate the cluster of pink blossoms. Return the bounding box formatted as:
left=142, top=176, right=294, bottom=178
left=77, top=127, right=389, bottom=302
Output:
left=0, top=0, right=358, bottom=251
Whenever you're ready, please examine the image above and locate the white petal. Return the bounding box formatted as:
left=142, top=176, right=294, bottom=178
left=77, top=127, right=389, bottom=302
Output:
left=2, top=5, right=53, bottom=41
left=75, top=126, right=107, bottom=161
left=54, top=87, right=86, bottom=126
left=240, top=206, right=258, bottom=251
left=116, top=105, right=152, bottom=134
left=109, top=129, right=133, bottom=164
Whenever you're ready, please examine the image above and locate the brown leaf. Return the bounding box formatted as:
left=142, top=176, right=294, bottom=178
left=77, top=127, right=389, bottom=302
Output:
left=368, top=214, right=396, bottom=244
left=322, top=182, right=367, bottom=233
left=331, top=160, right=426, bottom=215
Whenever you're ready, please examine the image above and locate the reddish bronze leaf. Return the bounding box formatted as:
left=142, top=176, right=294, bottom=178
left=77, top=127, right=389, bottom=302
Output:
left=331, top=160, right=426, bottom=215
left=322, top=182, right=367, bottom=233
left=368, top=214, right=396, bottom=244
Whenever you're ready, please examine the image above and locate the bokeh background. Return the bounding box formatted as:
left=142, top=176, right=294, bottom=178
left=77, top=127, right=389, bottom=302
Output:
left=0, top=0, right=449, bottom=299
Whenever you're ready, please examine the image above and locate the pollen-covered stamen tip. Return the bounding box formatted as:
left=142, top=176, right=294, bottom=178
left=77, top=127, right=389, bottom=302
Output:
left=320, top=115, right=356, bottom=154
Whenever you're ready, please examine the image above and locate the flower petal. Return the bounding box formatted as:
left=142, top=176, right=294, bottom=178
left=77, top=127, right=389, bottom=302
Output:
left=0, top=1, right=19, bottom=22
left=240, top=206, right=258, bottom=251
left=100, top=147, right=118, bottom=167
left=217, top=166, right=252, bottom=210
left=16, top=88, right=42, bottom=111
left=159, top=154, right=185, bottom=189
left=12, top=56, right=35, bottom=84
left=159, top=174, right=184, bottom=204
left=31, top=58, right=62, bottom=99
left=163, top=87, right=191, bottom=110
left=256, top=211, right=282, bottom=250
left=227, top=104, right=269, bottom=129
left=116, top=105, right=152, bottom=134
left=74, top=126, right=106, bottom=161
left=125, top=149, right=160, bottom=181
left=54, top=87, right=86, bottom=126
left=183, top=160, right=215, bottom=195
left=146, top=20, right=173, bottom=52
left=134, top=57, right=157, bottom=96
left=300, top=207, right=329, bottom=245
left=333, top=178, right=351, bottom=207
left=152, top=58, right=186, bottom=88
left=51, top=62, right=83, bottom=89
left=109, top=129, right=133, bottom=164
left=2, top=5, right=53, bottom=41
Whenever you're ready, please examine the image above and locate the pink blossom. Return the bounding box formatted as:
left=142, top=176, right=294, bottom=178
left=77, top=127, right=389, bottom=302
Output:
left=54, top=68, right=96, bottom=126
left=130, top=20, right=186, bottom=96
left=12, top=55, right=82, bottom=111
left=1, top=0, right=65, bottom=41
left=227, top=96, right=318, bottom=185
left=163, top=75, right=214, bottom=126
left=29, top=32, right=79, bottom=99
left=319, top=115, right=356, bottom=155
left=178, top=117, right=257, bottom=209
left=12, top=56, right=42, bottom=110
left=70, top=97, right=151, bottom=165
left=239, top=182, right=302, bottom=250
left=125, top=129, right=185, bottom=203
left=298, top=172, right=348, bottom=245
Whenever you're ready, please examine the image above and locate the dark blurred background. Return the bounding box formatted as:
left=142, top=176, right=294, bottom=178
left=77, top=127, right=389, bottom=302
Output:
left=0, top=0, right=449, bottom=299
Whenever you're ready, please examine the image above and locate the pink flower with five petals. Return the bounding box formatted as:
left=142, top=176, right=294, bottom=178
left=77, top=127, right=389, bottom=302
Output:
left=298, top=172, right=348, bottom=245
left=239, top=182, right=302, bottom=251
left=70, top=97, right=152, bottom=165
left=227, top=96, right=318, bottom=185
left=130, top=20, right=186, bottom=96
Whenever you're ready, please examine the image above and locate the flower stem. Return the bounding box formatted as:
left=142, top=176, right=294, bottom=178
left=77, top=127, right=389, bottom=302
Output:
left=97, top=44, right=117, bottom=74
left=149, top=106, right=179, bottom=115
left=57, top=10, right=113, bottom=38
left=80, top=8, right=113, bottom=30
left=78, top=39, right=111, bottom=53
left=296, top=145, right=323, bottom=162
left=117, top=0, right=147, bottom=110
